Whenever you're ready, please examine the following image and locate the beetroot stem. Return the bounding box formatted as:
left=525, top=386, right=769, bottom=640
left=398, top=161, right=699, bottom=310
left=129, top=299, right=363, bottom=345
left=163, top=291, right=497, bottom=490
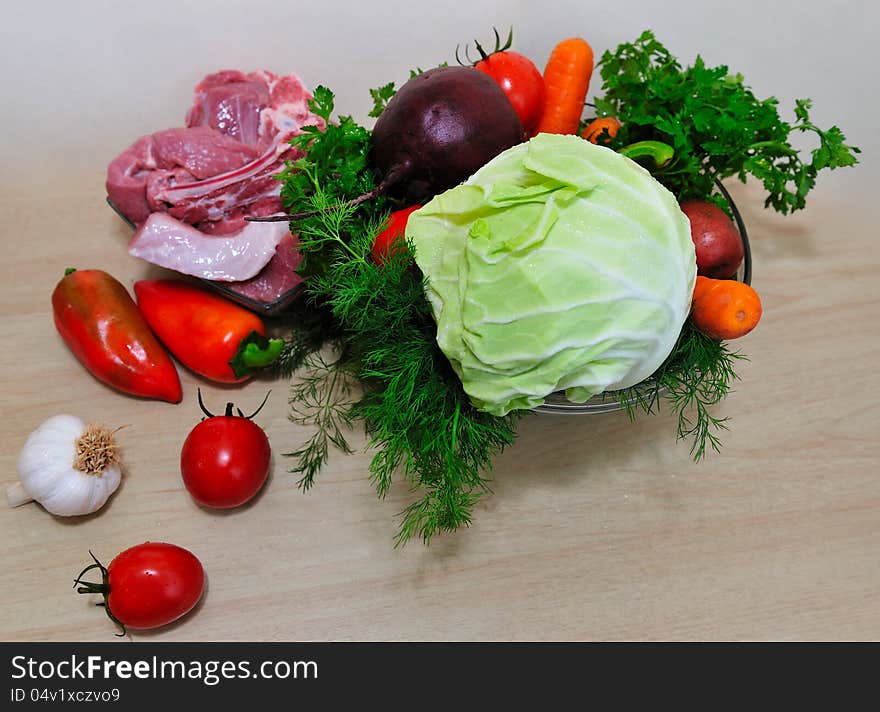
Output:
left=244, top=168, right=405, bottom=223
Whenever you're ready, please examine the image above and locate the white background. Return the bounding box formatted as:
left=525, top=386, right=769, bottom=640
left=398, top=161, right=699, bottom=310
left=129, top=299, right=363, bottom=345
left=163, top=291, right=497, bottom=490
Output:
left=0, top=0, right=874, bottom=197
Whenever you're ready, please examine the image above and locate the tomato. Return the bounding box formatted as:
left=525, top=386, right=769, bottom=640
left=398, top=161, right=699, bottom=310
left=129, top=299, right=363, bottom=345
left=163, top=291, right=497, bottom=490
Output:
left=52, top=269, right=181, bottom=402
left=134, top=279, right=283, bottom=384
left=371, top=205, right=421, bottom=264
left=74, top=543, right=204, bottom=633
left=475, top=51, right=546, bottom=136
left=180, top=393, right=271, bottom=508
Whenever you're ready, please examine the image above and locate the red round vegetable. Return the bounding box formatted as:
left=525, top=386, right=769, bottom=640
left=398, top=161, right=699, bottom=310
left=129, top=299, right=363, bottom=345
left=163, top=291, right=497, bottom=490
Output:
left=51, top=268, right=181, bottom=403
left=134, top=279, right=283, bottom=383
left=74, top=543, right=204, bottom=634
left=680, top=200, right=745, bottom=279
left=180, top=391, right=271, bottom=509
left=372, top=205, right=421, bottom=264
left=475, top=51, right=546, bottom=137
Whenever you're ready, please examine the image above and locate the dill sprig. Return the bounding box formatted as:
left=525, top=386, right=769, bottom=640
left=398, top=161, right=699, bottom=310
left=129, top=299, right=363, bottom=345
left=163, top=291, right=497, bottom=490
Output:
left=282, top=176, right=520, bottom=543
left=285, top=351, right=357, bottom=491
left=614, top=320, right=746, bottom=460
left=275, top=86, right=522, bottom=543
left=272, top=295, right=343, bottom=379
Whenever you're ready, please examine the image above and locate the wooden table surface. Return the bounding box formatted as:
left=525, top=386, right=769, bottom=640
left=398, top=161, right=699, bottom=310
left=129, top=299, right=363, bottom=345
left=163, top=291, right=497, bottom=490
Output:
left=1, top=170, right=877, bottom=642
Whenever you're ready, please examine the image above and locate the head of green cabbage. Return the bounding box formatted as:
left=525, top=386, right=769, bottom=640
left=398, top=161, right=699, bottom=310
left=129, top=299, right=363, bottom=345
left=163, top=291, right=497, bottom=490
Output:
left=407, top=133, right=696, bottom=416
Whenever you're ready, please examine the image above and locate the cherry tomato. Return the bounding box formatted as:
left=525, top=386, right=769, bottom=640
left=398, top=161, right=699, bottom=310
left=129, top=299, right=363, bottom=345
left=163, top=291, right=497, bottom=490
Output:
left=371, top=205, right=421, bottom=264
left=475, top=51, right=546, bottom=137
left=74, top=543, right=204, bottom=634
left=180, top=392, right=271, bottom=508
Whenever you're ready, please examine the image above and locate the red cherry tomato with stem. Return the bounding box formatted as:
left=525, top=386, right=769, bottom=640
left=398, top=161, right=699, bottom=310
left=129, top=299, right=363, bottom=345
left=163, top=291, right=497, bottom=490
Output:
left=180, top=390, right=272, bottom=509
left=74, top=543, right=204, bottom=635
left=474, top=52, right=546, bottom=137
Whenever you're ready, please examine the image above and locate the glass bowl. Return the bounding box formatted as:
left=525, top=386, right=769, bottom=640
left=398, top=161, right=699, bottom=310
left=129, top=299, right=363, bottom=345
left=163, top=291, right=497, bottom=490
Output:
left=107, top=198, right=306, bottom=317
left=533, top=180, right=752, bottom=415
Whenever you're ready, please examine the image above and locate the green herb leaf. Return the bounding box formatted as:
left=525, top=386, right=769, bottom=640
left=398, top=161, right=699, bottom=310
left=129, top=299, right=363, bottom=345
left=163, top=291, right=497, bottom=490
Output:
left=597, top=30, right=860, bottom=212
left=614, top=320, right=746, bottom=460
left=277, top=87, right=386, bottom=278
left=275, top=95, right=519, bottom=543
left=307, top=85, right=335, bottom=123
left=285, top=351, right=357, bottom=491
left=368, top=81, right=397, bottom=118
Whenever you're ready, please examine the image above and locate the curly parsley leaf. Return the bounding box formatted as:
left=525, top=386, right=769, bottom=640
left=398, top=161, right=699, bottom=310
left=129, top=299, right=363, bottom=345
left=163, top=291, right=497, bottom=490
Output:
left=597, top=30, right=860, bottom=213
left=277, top=86, right=387, bottom=278
left=368, top=81, right=397, bottom=118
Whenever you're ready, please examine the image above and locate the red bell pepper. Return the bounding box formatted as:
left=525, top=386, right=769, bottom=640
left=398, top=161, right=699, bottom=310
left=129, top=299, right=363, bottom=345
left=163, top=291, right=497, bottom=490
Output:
left=371, top=205, right=421, bottom=264
left=133, top=280, right=283, bottom=384
left=52, top=269, right=182, bottom=402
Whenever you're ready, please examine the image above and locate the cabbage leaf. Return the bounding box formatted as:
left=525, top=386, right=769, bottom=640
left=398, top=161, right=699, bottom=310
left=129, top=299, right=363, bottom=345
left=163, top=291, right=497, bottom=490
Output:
left=408, top=133, right=697, bottom=416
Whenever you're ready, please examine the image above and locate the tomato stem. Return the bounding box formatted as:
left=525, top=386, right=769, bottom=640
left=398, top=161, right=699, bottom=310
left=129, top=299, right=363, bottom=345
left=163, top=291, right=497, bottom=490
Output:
left=73, top=551, right=126, bottom=637
left=196, top=388, right=271, bottom=420
left=245, top=390, right=272, bottom=420
left=197, top=388, right=216, bottom=419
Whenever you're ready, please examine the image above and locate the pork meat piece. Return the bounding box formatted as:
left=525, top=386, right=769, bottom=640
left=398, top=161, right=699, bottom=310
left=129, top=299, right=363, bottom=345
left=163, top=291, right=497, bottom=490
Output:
left=128, top=212, right=290, bottom=282
left=108, top=69, right=323, bottom=305
left=185, top=70, right=269, bottom=147
left=223, top=232, right=304, bottom=303
left=106, top=69, right=322, bottom=229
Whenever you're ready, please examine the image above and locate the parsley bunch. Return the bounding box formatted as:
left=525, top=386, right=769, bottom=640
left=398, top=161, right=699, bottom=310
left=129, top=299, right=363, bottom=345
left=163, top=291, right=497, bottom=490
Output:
left=594, top=30, right=860, bottom=212
left=279, top=86, right=389, bottom=278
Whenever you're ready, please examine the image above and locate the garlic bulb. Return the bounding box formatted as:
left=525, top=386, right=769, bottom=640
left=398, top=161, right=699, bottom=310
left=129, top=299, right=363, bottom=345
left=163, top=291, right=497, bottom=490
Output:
left=9, top=415, right=123, bottom=516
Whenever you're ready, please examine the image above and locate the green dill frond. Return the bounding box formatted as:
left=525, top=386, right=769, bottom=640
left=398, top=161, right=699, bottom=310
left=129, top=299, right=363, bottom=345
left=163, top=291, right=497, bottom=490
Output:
left=615, top=320, right=746, bottom=461
left=284, top=351, right=358, bottom=491
left=272, top=294, right=345, bottom=379
left=278, top=146, right=522, bottom=542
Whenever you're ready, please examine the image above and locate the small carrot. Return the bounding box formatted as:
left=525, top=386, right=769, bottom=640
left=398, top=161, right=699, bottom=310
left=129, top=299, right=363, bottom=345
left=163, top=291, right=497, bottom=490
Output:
left=581, top=116, right=621, bottom=144
left=690, top=276, right=762, bottom=340
left=691, top=274, right=716, bottom=304
left=535, top=37, right=594, bottom=135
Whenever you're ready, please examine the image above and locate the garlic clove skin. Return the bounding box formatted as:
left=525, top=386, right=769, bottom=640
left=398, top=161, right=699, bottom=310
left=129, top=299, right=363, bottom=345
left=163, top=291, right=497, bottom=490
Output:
left=16, top=415, right=81, bottom=503
left=38, top=462, right=122, bottom=517
left=14, top=414, right=123, bottom=517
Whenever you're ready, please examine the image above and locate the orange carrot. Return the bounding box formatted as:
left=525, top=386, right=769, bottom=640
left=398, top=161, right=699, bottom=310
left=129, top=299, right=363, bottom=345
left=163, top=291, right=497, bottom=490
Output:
left=535, top=37, right=594, bottom=135
left=691, top=274, right=716, bottom=304
left=690, top=276, right=762, bottom=340
left=581, top=116, right=621, bottom=144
